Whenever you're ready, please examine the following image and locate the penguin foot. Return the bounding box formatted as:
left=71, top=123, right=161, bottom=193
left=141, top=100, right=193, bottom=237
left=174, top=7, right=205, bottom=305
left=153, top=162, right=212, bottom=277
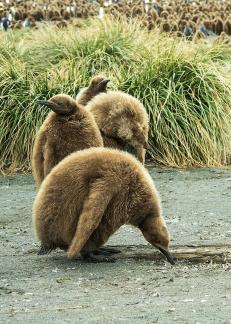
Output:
left=37, top=243, right=54, bottom=255
left=81, top=252, right=116, bottom=263
left=95, top=247, right=121, bottom=255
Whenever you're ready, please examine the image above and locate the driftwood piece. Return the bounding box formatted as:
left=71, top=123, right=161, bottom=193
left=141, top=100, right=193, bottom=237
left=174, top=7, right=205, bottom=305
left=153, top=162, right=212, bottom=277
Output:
left=107, top=244, right=231, bottom=264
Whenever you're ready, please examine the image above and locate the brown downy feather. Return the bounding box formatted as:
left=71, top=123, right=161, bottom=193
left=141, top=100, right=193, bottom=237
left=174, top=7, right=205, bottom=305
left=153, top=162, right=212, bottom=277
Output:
left=86, top=91, right=149, bottom=164
left=76, top=75, right=110, bottom=106
left=32, top=94, right=103, bottom=187
left=224, top=19, right=231, bottom=35
left=160, top=21, right=171, bottom=33
left=160, top=11, right=168, bottom=19
left=33, top=147, right=174, bottom=265
left=214, top=17, right=224, bottom=35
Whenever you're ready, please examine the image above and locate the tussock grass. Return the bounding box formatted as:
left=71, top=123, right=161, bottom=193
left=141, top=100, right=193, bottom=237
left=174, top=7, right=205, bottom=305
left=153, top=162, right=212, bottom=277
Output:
left=0, top=18, right=231, bottom=172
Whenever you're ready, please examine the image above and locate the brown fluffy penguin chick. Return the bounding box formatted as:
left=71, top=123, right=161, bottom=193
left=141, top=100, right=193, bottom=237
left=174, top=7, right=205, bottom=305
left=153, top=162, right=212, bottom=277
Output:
left=33, top=147, right=174, bottom=264
left=32, top=94, right=103, bottom=187
left=86, top=91, right=149, bottom=164
left=76, top=75, right=110, bottom=106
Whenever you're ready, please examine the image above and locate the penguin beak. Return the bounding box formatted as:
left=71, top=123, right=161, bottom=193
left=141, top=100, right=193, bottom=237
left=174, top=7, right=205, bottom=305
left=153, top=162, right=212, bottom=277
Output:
left=97, top=79, right=110, bottom=89
left=158, top=247, right=175, bottom=265
left=37, top=100, right=70, bottom=115
left=37, top=100, right=58, bottom=109
left=99, top=79, right=110, bottom=85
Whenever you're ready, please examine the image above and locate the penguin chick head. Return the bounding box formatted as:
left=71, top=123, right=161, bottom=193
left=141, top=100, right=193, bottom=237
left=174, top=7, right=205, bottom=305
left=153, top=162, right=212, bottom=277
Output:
left=37, top=94, right=78, bottom=116
left=89, top=75, right=110, bottom=93
left=107, top=94, right=149, bottom=149
left=116, top=119, right=149, bottom=149
left=140, top=215, right=175, bottom=265
left=88, top=91, right=149, bottom=150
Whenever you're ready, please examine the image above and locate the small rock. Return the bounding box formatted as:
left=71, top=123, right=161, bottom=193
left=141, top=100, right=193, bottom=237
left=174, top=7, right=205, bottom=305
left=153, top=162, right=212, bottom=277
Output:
left=153, top=292, right=160, bottom=297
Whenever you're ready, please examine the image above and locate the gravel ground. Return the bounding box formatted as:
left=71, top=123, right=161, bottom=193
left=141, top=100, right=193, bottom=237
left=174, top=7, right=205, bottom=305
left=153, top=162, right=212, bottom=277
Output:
left=0, top=167, right=231, bottom=323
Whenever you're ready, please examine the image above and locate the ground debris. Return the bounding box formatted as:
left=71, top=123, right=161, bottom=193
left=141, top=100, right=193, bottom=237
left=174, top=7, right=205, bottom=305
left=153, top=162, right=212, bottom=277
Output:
left=107, top=244, right=231, bottom=264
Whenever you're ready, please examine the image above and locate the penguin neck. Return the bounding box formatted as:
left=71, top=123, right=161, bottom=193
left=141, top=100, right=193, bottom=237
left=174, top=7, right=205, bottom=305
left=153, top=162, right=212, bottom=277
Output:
left=101, top=130, right=127, bottom=148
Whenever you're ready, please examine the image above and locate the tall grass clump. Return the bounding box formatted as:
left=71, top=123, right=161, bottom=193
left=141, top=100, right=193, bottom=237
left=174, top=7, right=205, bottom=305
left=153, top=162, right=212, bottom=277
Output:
left=0, top=17, right=231, bottom=172
left=120, top=38, right=231, bottom=166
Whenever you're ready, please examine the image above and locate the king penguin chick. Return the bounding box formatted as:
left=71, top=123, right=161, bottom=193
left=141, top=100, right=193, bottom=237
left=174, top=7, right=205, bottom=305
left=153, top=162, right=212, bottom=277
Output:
left=85, top=91, right=149, bottom=164
left=32, top=94, right=103, bottom=187
left=76, top=75, right=110, bottom=106
left=33, top=147, right=175, bottom=265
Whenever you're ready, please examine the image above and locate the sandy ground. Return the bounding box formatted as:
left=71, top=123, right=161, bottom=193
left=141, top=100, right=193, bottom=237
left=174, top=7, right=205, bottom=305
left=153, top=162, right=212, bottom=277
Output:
left=0, top=167, right=231, bottom=323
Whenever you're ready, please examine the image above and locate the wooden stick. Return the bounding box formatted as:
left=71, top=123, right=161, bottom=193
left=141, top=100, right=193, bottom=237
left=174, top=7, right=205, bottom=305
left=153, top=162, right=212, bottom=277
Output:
left=108, top=244, right=231, bottom=264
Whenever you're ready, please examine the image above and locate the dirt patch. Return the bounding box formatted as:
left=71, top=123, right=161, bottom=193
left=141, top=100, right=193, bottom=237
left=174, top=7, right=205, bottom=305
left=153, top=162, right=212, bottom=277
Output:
left=0, top=168, right=231, bottom=323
